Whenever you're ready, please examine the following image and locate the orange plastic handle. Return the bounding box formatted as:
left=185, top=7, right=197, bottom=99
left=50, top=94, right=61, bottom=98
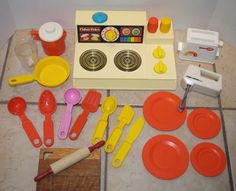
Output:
left=20, top=114, right=42, bottom=147
left=69, top=110, right=89, bottom=140
left=43, top=115, right=54, bottom=147
left=31, top=29, right=40, bottom=40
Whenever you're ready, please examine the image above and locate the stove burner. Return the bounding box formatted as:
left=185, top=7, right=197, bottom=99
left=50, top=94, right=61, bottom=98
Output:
left=80, top=49, right=107, bottom=71
left=114, top=50, right=142, bottom=72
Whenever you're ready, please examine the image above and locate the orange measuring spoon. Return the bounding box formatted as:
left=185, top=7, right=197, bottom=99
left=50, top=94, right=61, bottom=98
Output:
left=8, top=97, right=42, bottom=148
left=38, top=90, right=56, bottom=147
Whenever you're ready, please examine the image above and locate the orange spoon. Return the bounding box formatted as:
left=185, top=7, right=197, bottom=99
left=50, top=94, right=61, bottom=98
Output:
left=8, top=97, right=42, bottom=148
left=38, top=90, right=57, bottom=147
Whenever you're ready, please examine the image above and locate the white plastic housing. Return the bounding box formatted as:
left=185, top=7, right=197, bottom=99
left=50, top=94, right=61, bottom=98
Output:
left=181, top=65, right=222, bottom=97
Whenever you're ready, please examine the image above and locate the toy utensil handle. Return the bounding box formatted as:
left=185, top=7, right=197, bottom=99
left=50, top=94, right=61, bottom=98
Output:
left=112, top=141, right=131, bottom=168
left=69, top=111, right=89, bottom=141
left=20, top=114, right=42, bottom=148
left=104, top=127, right=122, bottom=153
left=178, top=84, right=191, bottom=112
left=91, top=119, right=108, bottom=145
left=58, top=110, right=72, bottom=140
left=44, top=115, right=54, bottom=147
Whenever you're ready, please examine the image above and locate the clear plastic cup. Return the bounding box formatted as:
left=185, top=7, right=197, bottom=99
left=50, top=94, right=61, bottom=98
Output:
left=14, top=39, right=38, bottom=71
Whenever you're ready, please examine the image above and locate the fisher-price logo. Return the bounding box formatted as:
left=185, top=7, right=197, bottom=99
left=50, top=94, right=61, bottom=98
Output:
left=79, top=27, right=101, bottom=32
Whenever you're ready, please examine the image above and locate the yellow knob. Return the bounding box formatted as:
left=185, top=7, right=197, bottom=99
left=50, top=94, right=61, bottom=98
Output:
left=105, top=30, right=117, bottom=41
left=160, top=17, right=172, bottom=33
left=154, top=61, right=167, bottom=74
left=152, top=46, right=166, bottom=59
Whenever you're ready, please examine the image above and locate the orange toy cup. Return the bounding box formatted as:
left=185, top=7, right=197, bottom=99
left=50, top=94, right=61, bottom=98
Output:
left=148, top=17, right=158, bottom=33
left=31, top=22, right=66, bottom=56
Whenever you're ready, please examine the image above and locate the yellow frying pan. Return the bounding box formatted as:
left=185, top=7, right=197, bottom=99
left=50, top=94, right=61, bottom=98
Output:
left=8, top=56, right=70, bottom=87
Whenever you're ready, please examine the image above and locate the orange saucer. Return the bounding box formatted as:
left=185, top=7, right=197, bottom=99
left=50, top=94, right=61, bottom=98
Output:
left=187, top=109, right=221, bottom=139
left=191, top=142, right=226, bottom=176
left=142, top=135, right=189, bottom=179
left=143, top=92, right=187, bottom=131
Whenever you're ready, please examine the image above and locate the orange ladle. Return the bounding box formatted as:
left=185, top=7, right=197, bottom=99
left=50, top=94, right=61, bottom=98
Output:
left=8, top=97, right=42, bottom=148
left=38, top=90, right=56, bottom=147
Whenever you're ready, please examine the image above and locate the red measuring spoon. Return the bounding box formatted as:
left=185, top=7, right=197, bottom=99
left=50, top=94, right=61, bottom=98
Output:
left=69, top=90, right=101, bottom=140
left=38, top=90, right=56, bottom=147
left=8, top=97, right=42, bottom=148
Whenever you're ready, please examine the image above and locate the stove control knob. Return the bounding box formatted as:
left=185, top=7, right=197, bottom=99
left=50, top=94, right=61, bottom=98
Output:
left=92, top=12, right=107, bottom=23
left=152, top=46, right=166, bottom=59
left=154, top=61, right=167, bottom=74
left=105, top=30, right=117, bottom=41
left=102, top=27, right=119, bottom=42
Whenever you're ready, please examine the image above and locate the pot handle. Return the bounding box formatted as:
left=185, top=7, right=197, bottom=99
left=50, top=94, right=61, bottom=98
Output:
left=62, top=30, right=67, bottom=39
left=31, top=30, right=40, bottom=40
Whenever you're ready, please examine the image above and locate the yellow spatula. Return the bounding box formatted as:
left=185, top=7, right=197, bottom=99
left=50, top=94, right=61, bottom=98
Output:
left=104, top=104, right=134, bottom=153
left=111, top=117, right=144, bottom=168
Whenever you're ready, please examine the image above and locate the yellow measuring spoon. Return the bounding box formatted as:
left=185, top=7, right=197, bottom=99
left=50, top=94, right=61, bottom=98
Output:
left=104, top=104, right=134, bottom=153
left=91, top=96, right=117, bottom=144
left=112, top=117, right=144, bottom=168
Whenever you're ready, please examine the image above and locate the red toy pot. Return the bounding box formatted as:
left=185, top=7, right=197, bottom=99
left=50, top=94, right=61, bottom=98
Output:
left=32, top=22, right=66, bottom=56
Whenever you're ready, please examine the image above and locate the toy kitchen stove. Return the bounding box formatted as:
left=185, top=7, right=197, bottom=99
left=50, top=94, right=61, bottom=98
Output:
left=73, top=10, right=177, bottom=90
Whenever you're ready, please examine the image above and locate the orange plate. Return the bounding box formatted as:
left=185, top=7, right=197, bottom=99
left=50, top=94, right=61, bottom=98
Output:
left=187, top=108, right=221, bottom=139
left=191, top=142, right=226, bottom=176
left=143, top=92, right=187, bottom=131
left=142, top=135, right=189, bottom=180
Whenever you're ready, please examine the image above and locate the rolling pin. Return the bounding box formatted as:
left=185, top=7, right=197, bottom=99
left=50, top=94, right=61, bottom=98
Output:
left=34, top=140, right=105, bottom=182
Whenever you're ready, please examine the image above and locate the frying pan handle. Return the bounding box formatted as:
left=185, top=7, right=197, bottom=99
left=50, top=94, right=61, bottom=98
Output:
left=58, top=110, right=72, bottom=140
left=20, top=115, right=42, bottom=148
left=8, top=74, right=35, bottom=86
left=69, top=111, right=89, bottom=141
left=44, top=115, right=54, bottom=147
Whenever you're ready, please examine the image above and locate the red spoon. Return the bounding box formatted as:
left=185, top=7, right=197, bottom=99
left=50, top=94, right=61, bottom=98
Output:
left=8, top=97, right=42, bottom=148
left=38, top=90, right=57, bottom=147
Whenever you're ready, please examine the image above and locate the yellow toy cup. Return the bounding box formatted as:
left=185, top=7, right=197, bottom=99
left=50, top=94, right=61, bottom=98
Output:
left=160, top=17, right=172, bottom=33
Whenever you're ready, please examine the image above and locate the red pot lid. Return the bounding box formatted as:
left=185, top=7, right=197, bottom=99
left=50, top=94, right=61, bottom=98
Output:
left=143, top=92, right=187, bottom=131
left=191, top=142, right=226, bottom=176
left=187, top=108, right=221, bottom=139
left=142, top=135, right=189, bottom=179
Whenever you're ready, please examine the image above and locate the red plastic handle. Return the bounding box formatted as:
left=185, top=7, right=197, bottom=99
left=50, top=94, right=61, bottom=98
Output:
left=34, top=167, right=53, bottom=182
left=88, top=140, right=106, bottom=152
left=43, top=115, right=54, bottom=147
left=69, top=110, right=89, bottom=140
left=31, top=29, right=40, bottom=40
left=20, top=114, right=42, bottom=147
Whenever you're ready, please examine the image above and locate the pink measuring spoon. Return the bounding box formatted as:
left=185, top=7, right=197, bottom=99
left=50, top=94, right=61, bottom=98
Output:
left=58, top=88, right=81, bottom=140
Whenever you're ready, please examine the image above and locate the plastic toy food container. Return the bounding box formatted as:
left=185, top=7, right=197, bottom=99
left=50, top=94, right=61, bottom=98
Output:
left=31, top=22, right=66, bottom=56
